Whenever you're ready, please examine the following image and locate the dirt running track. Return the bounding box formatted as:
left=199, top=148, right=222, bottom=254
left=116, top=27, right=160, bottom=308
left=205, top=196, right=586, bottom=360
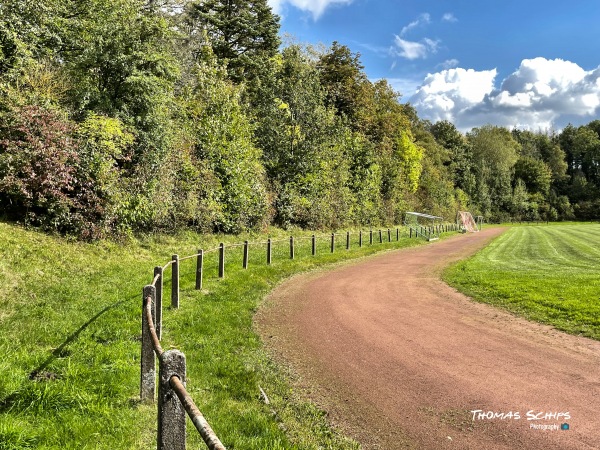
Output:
left=256, top=228, right=600, bottom=450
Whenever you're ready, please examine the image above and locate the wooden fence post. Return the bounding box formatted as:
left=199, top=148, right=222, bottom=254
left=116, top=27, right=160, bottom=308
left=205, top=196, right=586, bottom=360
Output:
left=243, top=241, right=249, bottom=269
left=267, top=239, right=272, bottom=265
left=330, top=233, right=335, bottom=253
left=311, top=235, right=316, bottom=256
left=154, top=267, right=163, bottom=339
left=195, top=250, right=203, bottom=291
left=388, top=228, right=391, bottom=242
left=141, top=285, right=156, bottom=402
left=370, top=229, right=373, bottom=245
left=171, top=255, right=179, bottom=309
left=218, top=243, right=225, bottom=278
left=379, top=229, right=383, bottom=243
left=346, top=231, right=350, bottom=250
left=396, top=228, right=399, bottom=241
left=290, top=236, right=294, bottom=259
left=359, top=230, right=363, bottom=247
left=158, top=350, right=186, bottom=450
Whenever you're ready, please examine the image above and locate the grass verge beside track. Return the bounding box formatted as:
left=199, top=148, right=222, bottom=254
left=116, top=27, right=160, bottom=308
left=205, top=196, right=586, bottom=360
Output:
left=0, top=222, right=437, bottom=449
left=444, top=223, right=600, bottom=341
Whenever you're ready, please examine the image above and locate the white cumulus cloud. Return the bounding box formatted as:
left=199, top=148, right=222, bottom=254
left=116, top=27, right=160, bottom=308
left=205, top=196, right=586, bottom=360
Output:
left=400, top=13, right=431, bottom=37
left=442, top=13, right=457, bottom=22
left=410, top=58, right=600, bottom=131
left=411, top=68, right=497, bottom=119
left=269, top=0, right=353, bottom=19
left=393, top=36, right=439, bottom=60
left=392, top=13, right=445, bottom=61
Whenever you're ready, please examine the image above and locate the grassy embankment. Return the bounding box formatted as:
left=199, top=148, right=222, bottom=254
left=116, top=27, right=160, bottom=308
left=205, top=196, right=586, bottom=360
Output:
left=444, top=223, right=600, bottom=340
left=0, top=222, right=438, bottom=449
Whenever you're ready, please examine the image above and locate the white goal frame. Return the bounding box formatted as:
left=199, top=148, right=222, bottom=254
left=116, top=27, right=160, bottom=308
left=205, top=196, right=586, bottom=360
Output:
left=404, top=212, right=444, bottom=241
left=457, top=211, right=479, bottom=233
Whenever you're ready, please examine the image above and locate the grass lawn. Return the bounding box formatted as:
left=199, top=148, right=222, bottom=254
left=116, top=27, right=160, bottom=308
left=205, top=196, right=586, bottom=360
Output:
left=0, top=222, right=436, bottom=449
left=444, top=223, right=600, bottom=341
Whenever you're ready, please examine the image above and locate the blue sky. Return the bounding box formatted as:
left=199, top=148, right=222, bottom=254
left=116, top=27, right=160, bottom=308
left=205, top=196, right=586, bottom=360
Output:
left=268, top=0, right=600, bottom=131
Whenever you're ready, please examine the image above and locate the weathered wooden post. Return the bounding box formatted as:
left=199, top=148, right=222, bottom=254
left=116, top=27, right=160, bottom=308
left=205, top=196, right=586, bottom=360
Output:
left=218, top=243, right=225, bottom=278
left=359, top=230, right=363, bottom=247
left=243, top=241, right=249, bottom=269
left=267, top=239, right=272, bottom=265
left=171, top=255, right=179, bottom=309
left=330, top=233, right=335, bottom=253
left=346, top=231, right=350, bottom=250
left=141, top=285, right=156, bottom=402
left=370, top=229, right=373, bottom=245
left=388, top=228, right=391, bottom=242
left=158, top=350, right=186, bottom=450
left=290, top=236, right=294, bottom=259
left=154, top=267, right=163, bottom=339
left=195, top=250, right=203, bottom=290
left=311, top=235, right=316, bottom=256
left=379, top=229, right=383, bottom=243
left=396, top=228, right=399, bottom=241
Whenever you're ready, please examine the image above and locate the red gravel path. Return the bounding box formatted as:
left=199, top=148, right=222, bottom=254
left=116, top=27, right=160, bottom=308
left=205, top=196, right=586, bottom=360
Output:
left=256, top=228, right=600, bottom=449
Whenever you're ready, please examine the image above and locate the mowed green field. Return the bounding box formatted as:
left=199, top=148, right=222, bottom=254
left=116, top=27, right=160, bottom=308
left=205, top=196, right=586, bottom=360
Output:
left=444, top=224, right=600, bottom=340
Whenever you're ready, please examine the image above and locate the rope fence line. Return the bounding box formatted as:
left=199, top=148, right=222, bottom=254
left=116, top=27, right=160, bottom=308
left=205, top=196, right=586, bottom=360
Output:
left=141, top=221, right=463, bottom=449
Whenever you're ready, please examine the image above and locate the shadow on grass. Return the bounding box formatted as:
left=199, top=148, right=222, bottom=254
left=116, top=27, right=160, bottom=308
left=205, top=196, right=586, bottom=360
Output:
left=0, top=294, right=138, bottom=413
left=29, top=293, right=138, bottom=380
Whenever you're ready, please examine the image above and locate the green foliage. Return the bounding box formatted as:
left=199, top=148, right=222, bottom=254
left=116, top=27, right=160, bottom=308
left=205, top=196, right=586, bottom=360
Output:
left=185, top=0, right=280, bottom=82
left=253, top=45, right=344, bottom=228
left=184, top=63, right=269, bottom=232
left=431, top=120, right=475, bottom=195
left=2, top=0, right=599, bottom=233
left=467, top=125, right=520, bottom=219
left=316, top=41, right=369, bottom=127
left=413, top=123, right=458, bottom=218
left=397, top=132, right=424, bottom=193
left=514, top=157, right=552, bottom=195
left=345, top=131, right=383, bottom=225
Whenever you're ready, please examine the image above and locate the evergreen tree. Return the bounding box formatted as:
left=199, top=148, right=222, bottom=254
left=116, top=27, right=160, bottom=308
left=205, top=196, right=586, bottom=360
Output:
left=185, top=0, right=280, bottom=82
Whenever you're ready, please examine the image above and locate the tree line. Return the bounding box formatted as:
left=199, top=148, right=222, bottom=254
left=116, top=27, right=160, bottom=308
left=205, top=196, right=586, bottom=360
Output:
left=1, top=0, right=599, bottom=239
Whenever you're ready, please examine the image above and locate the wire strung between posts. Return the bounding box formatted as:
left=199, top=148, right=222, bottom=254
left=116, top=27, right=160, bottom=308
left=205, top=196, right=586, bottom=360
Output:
left=169, top=375, right=227, bottom=450
left=226, top=243, right=246, bottom=248
left=162, top=260, right=173, bottom=272
left=145, top=296, right=164, bottom=356
left=268, top=238, right=288, bottom=244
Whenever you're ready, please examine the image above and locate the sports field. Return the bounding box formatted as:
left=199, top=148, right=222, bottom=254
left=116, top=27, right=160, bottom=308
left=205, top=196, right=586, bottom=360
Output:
left=444, top=223, right=600, bottom=340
